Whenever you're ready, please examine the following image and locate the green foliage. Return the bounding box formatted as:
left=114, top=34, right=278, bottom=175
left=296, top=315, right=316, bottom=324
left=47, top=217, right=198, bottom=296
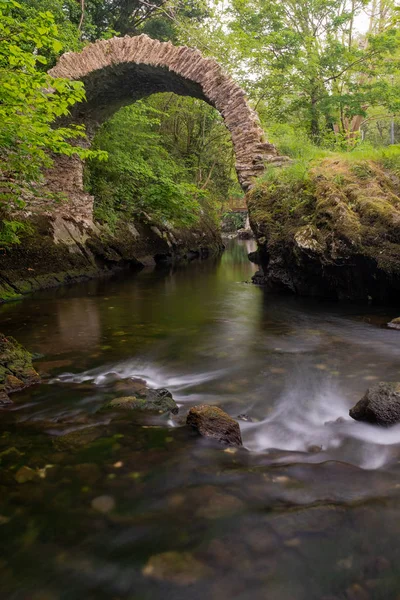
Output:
left=71, top=0, right=209, bottom=43
left=221, top=211, right=246, bottom=231
left=152, top=94, right=240, bottom=203
left=266, top=124, right=331, bottom=161
left=2, top=0, right=398, bottom=248
left=187, top=0, right=399, bottom=147
left=0, top=0, right=106, bottom=245
left=0, top=219, right=33, bottom=246
left=12, top=0, right=84, bottom=64
left=88, top=101, right=203, bottom=228
left=87, top=93, right=239, bottom=229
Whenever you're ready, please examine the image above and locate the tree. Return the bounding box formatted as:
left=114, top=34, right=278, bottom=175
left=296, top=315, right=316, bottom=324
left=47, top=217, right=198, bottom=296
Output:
left=153, top=94, right=240, bottom=201
left=213, top=0, right=399, bottom=144
left=36, top=0, right=210, bottom=44
left=87, top=93, right=241, bottom=227
left=0, top=0, right=105, bottom=244
left=19, top=0, right=210, bottom=58
left=88, top=101, right=204, bottom=228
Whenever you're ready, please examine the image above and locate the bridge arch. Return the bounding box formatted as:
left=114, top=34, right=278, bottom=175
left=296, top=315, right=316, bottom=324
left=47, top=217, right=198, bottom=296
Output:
left=48, top=35, right=284, bottom=219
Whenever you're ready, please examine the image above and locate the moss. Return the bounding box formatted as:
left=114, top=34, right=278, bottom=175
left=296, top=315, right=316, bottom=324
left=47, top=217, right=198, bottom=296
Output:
left=52, top=427, right=104, bottom=451
left=350, top=162, right=374, bottom=179
left=249, top=156, right=400, bottom=270
left=0, top=333, right=40, bottom=401
left=101, top=390, right=178, bottom=414
left=186, top=404, right=243, bottom=446
left=248, top=154, right=400, bottom=301
left=0, top=283, right=22, bottom=302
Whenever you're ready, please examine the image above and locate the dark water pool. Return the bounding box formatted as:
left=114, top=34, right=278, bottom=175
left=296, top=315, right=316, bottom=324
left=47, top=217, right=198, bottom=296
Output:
left=1, top=240, right=400, bottom=600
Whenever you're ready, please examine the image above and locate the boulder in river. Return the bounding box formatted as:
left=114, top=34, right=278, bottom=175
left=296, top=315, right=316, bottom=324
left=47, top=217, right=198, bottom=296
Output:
left=388, top=317, right=400, bottom=330
left=187, top=405, right=243, bottom=446
left=0, top=333, right=40, bottom=405
left=102, top=387, right=178, bottom=414
left=349, top=382, right=400, bottom=426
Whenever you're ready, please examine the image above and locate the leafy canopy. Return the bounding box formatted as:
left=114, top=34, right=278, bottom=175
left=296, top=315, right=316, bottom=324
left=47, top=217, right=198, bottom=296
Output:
left=0, top=0, right=106, bottom=242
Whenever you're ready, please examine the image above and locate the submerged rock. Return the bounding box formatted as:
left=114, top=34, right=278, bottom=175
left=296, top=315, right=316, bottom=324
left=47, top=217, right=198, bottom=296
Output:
left=91, top=495, right=115, bottom=514
left=388, top=317, right=400, bottom=330
left=14, top=466, right=39, bottom=484
left=324, top=416, right=346, bottom=426
left=64, top=463, right=102, bottom=484
left=142, top=551, right=211, bottom=585
left=237, top=413, right=254, bottom=422
left=195, top=487, right=244, bottom=519
left=0, top=391, right=12, bottom=406
left=0, top=333, right=40, bottom=404
left=307, top=445, right=323, bottom=453
left=349, top=382, right=400, bottom=426
left=187, top=405, right=243, bottom=446
left=102, top=387, right=178, bottom=415
left=0, top=446, right=24, bottom=466
left=52, top=426, right=104, bottom=451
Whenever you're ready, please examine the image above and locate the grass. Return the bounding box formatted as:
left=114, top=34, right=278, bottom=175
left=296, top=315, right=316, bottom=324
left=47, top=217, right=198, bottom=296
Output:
left=258, top=122, right=400, bottom=189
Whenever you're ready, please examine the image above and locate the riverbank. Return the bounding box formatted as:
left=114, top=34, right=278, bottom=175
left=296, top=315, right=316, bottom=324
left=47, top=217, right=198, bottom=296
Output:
left=0, top=212, right=223, bottom=303
left=248, top=148, right=400, bottom=302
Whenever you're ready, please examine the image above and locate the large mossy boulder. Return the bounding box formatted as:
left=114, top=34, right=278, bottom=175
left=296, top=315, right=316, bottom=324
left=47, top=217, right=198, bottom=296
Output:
left=102, top=386, right=178, bottom=415
left=248, top=157, right=400, bottom=302
left=349, top=382, right=400, bottom=426
left=0, top=333, right=40, bottom=405
left=186, top=404, right=243, bottom=446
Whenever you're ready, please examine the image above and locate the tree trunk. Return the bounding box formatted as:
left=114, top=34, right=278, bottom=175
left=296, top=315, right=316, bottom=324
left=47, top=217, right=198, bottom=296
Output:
left=310, top=91, right=320, bottom=142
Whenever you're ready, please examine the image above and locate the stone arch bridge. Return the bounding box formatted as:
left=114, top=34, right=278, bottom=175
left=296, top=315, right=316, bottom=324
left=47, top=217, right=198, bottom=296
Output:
left=48, top=34, right=284, bottom=220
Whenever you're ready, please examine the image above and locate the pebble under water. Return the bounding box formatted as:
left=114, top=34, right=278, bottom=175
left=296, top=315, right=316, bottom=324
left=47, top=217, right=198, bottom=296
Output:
left=2, top=240, right=400, bottom=600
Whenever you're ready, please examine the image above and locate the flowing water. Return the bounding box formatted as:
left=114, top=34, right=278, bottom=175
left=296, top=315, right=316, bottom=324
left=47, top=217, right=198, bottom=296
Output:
left=1, top=240, right=400, bottom=600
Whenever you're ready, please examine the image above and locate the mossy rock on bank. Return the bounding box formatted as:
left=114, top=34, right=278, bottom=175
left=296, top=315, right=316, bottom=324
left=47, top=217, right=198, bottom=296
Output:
left=248, top=156, right=400, bottom=302
left=102, top=387, right=178, bottom=415
left=0, top=333, right=40, bottom=405
left=0, top=213, right=223, bottom=303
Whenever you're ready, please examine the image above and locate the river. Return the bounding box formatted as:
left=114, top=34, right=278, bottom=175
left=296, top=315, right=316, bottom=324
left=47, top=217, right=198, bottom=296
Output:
left=1, top=239, right=400, bottom=599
